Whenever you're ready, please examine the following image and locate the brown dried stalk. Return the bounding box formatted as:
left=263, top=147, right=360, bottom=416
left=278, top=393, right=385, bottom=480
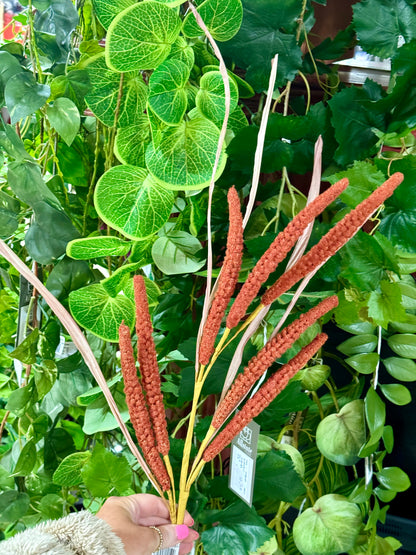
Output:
left=119, top=324, right=170, bottom=491
left=226, top=178, right=348, bottom=330
left=199, top=186, right=244, bottom=365
left=134, top=275, right=170, bottom=457
left=212, top=294, right=338, bottom=429
left=203, top=333, right=328, bottom=462
left=262, top=172, right=404, bottom=306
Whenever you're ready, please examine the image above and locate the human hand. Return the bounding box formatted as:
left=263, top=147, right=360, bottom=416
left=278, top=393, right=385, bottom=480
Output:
left=96, top=493, right=198, bottom=555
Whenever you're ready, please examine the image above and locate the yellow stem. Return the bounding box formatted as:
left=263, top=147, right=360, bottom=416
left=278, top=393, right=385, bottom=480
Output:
left=186, top=459, right=206, bottom=492
left=167, top=489, right=176, bottom=524
left=201, top=328, right=230, bottom=382
left=187, top=425, right=216, bottom=486
left=164, top=455, right=176, bottom=520
left=223, top=304, right=266, bottom=351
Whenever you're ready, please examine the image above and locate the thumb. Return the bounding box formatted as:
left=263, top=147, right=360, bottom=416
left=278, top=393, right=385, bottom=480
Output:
left=155, top=524, right=198, bottom=550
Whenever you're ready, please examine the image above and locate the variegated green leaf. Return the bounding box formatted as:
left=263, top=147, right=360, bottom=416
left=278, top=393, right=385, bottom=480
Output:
left=148, top=59, right=191, bottom=125
left=196, top=70, right=239, bottom=123
left=106, top=1, right=181, bottom=71
left=92, top=0, right=137, bottom=30
left=182, top=0, right=243, bottom=42
left=115, top=116, right=151, bottom=166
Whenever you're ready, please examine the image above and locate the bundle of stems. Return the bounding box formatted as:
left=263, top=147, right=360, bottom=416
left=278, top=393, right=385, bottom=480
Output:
left=117, top=170, right=404, bottom=525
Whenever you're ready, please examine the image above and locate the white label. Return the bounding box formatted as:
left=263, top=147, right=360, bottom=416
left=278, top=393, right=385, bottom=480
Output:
left=229, top=420, right=260, bottom=506
left=153, top=544, right=180, bottom=555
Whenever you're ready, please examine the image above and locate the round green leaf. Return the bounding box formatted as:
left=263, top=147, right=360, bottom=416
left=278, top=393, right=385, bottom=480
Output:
left=293, top=494, right=362, bottom=555
left=202, top=64, right=255, bottom=99
left=106, top=1, right=181, bottom=71
left=182, top=0, right=243, bottom=42
left=152, top=0, right=187, bottom=5
left=53, top=452, right=91, bottom=486
left=196, top=70, right=239, bottom=123
left=383, top=356, right=416, bottom=382
left=46, top=97, right=80, bottom=147
left=94, top=165, right=175, bottom=240
left=337, top=334, right=378, bottom=356
left=295, top=364, right=331, bottom=391
left=5, top=72, right=50, bottom=124
left=81, top=443, right=132, bottom=497
left=115, top=116, right=151, bottom=166
left=69, top=283, right=135, bottom=341
left=92, top=0, right=136, bottom=30
left=145, top=113, right=227, bottom=190
left=387, top=333, right=416, bottom=359
left=123, top=276, right=161, bottom=308
left=376, top=467, right=411, bottom=492
left=85, top=54, right=148, bottom=128
left=148, top=59, right=191, bottom=125
left=67, top=236, right=132, bottom=260
left=346, top=353, right=379, bottom=375
left=152, top=231, right=205, bottom=274
left=379, top=383, right=412, bottom=406
left=316, top=399, right=366, bottom=465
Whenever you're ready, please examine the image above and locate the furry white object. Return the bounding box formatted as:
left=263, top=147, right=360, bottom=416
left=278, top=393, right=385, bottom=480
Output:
left=0, top=510, right=126, bottom=554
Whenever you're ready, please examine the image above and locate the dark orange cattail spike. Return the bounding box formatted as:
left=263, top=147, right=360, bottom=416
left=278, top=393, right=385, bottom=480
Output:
left=118, top=324, right=170, bottom=491
left=262, top=172, right=404, bottom=306
left=199, top=186, right=244, bottom=365
left=134, top=275, right=170, bottom=457
left=226, top=178, right=349, bottom=330
left=203, top=333, right=328, bottom=462
left=212, top=294, right=338, bottom=429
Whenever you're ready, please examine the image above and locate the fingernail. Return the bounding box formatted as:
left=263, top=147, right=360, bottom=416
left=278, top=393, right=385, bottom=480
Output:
left=176, top=524, right=190, bottom=541
left=189, top=517, right=194, bottom=526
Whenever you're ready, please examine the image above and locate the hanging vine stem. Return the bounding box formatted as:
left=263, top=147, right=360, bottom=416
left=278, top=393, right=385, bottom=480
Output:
left=83, top=119, right=102, bottom=235
left=105, top=73, right=125, bottom=172
left=27, top=0, right=44, bottom=83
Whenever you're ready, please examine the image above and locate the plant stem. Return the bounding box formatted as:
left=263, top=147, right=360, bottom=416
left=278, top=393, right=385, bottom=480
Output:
left=324, top=379, right=340, bottom=412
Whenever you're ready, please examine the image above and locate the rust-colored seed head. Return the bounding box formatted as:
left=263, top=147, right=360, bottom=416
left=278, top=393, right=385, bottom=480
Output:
left=119, top=324, right=170, bottom=491
left=199, top=186, right=244, bottom=365
left=225, top=178, right=349, bottom=329
left=262, top=172, right=404, bottom=306
left=212, top=295, right=338, bottom=429
left=134, top=275, right=170, bottom=456
left=203, top=333, right=328, bottom=462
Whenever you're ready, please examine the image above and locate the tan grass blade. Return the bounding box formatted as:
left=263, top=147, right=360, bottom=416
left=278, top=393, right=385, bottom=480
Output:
left=0, top=239, right=162, bottom=495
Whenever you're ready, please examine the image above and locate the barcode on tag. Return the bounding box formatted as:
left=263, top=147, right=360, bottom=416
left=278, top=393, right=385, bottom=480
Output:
left=229, top=420, right=260, bottom=506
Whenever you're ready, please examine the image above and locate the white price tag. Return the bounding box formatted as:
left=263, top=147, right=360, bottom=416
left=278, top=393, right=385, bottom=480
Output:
left=229, top=420, right=260, bottom=506
left=153, top=544, right=180, bottom=555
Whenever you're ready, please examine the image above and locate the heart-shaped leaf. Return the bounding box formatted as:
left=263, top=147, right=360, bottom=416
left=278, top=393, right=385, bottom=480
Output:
left=183, top=0, right=243, bottom=42
left=85, top=54, right=148, bottom=127
left=53, top=452, right=92, bottom=486
left=94, top=165, right=175, bottom=240
left=145, top=113, right=227, bottom=190
left=115, top=116, right=151, bottom=166
left=196, top=70, right=239, bottom=123
left=148, top=59, right=191, bottom=125
left=106, top=1, right=181, bottom=71
left=46, top=97, right=80, bottom=146
left=152, top=231, right=205, bottom=274
left=168, top=36, right=195, bottom=69
left=316, top=399, right=366, bottom=465
left=69, top=283, right=135, bottom=341
left=293, top=494, right=362, bottom=555
left=5, top=72, right=50, bottom=124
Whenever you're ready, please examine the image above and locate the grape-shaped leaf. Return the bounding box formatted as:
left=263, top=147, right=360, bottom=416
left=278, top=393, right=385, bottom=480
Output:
left=145, top=113, right=227, bottom=190
left=115, top=116, right=151, bottom=167
left=152, top=231, right=205, bottom=274
left=85, top=55, right=147, bottom=128
left=168, top=36, right=195, bottom=70
left=94, top=165, right=175, bottom=240
left=5, top=73, right=50, bottom=124
left=316, top=400, right=366, bottom=466
left=69, top=283, right=135, bottom=341
left=92, top=0, right=137, bottom=30
left=67, top=236, right=132, bottom=260
left=106, top=1, right=181, bottom=72
left=148, top=59, right=191, bottom=125
left=183, top=0, right=243, bottom=42
left=293, top=494, right=362, bottom=555
left=196, top=70, right=239, bottom=123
